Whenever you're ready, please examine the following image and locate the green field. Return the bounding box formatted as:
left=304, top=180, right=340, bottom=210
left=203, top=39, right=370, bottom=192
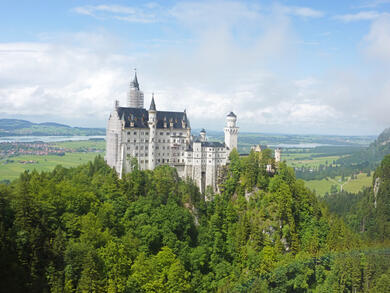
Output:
left=285, top=154, right=342, bottom=168
left=304, top=173, right=372, bottom=196
left=304, top=178, right=337, bottom=196
left=343, top=173, right=373, bottom=193
left=54, top=140, right=105, bottom=150
left=0, top=140, right=107, bottom=181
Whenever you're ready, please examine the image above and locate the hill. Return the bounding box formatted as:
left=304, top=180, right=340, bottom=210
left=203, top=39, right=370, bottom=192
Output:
left=336, top=127, right=390, bottom=169
left=0, top=119, right=105, bottom=136
left=323, top=154, right=390, bottom=241
left=1, top=151, right=390, bottom=292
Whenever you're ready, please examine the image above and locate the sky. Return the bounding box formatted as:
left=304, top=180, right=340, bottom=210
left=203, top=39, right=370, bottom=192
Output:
left=1, top=0, right=390, bottom=135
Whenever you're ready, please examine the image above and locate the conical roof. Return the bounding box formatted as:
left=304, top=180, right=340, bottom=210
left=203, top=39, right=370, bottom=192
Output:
left=131, top=70, right=139, bottom=89
left=149, top=94, right=156, bottom=111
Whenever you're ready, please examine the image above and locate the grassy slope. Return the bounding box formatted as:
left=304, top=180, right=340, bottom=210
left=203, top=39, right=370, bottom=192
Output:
left=304, top=173, right=373, bottom=196
left=53, top=140, right=106, bottom=150
left=303, top=178, right=337, bottom=196
left=0, top=140, right=106, bottom=181
left=0, top=153, right=102, bottom=181
left=343, top=173, right=372, bottom=193
left=286, top=155, right=342, bottom=168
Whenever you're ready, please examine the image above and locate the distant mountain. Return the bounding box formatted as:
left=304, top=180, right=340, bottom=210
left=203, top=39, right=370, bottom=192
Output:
left=38, top=122, right=71, bottom=128
left=376, top=127, right=390, bottom=146
left=337, top=127, right=390, bottom=168
left=0, top=119, right=105, bottom=136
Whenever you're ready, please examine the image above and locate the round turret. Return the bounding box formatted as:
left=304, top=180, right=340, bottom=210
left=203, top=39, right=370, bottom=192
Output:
left=200, top=128, right=206, bottom=142
left=226, top=112, right=237, bottom=128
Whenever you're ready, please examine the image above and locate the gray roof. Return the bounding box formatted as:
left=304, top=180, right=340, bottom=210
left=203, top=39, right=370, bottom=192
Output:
left=149, top=96, right=156, bottom=111
left=131, top=72, right=139, bottom=90
left=227, top=111, right=236, bottom=118
left=201, top=141, right=225, bottom=148
left=116, top=107, right=190, bottom=129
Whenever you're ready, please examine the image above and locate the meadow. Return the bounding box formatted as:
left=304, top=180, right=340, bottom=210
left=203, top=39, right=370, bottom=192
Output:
left=53, top=139, right=105, bottom=150
left=0, top=139, right=105, bottom=181
left=303, top=173, right=373, bottom=196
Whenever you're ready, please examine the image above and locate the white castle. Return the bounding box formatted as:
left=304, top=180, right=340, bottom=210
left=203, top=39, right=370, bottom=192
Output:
left=105, top=72, right=239, bottom=193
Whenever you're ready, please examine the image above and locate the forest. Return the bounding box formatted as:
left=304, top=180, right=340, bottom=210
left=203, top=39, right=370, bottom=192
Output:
left=1, top=149, right=390, bottom=292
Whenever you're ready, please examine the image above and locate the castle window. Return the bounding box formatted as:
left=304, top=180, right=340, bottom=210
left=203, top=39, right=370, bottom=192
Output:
left=160, top=132, right=163, bottom=135
left=158, top=139, right=161, bottom=142
left=134, top=139, right=136, bottom=143
left=135, top=153, right=138, bottom=156
left=135, top=146, right=138, bottom=150
left=166, top=132, right=169, bottom=135
left=157, top=159, right=160, bottom=163
left=156, top=146, right=159, bottom=149
left=141, top=160, right=144, bottom=163
left=145, top=132, right=149, bottom=135
left=162, top=159, right=165, bottom=163
left=127, top=139, right=130, bottom=143
left=180, top=132, right=182, bottom=135
left=145, top=160, right=148, bottom=163
left=134, top=132, right=137, bottom=135
left=182, top=159, right=184, bottom=163
left=146, top=146, right=148, bottom=150
left=209, top=160, right=211, bottom=163
left=127, top=132, right=130, bottom=135
left=167, top=159, right=169, bottom=162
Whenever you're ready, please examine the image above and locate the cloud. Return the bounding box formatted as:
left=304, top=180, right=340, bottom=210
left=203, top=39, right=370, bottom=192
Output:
left=0, top=39, right=134, bottom=127
left=73, top=4, right=157, bottom=23
left=280, top=6, right=324, bottom=18
left=364, top=15, right=390, bottom=63
left=2, top=0, right=390, bottom=135
left=358, top=0, right=390, bottom=8
left=334, top=11, right=387, bottom=22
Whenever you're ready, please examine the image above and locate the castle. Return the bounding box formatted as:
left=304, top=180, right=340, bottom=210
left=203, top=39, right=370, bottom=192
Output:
left=105, top=72, right=239, bottom=193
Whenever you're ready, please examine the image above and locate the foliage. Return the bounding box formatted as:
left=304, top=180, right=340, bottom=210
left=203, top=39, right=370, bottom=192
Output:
left=1, top=153, right=390, bottom=292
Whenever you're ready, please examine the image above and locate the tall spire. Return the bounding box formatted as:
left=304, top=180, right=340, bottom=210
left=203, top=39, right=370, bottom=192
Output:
left=149, top=93, right=156, bottom=111
left=131, top=68, right=139, bottom=90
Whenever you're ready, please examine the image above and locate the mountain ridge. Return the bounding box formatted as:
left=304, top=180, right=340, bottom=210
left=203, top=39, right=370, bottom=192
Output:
left=0, top=118, right=105, bottom=136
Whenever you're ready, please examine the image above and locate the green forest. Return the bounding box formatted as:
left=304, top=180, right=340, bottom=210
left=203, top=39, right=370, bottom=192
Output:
left=1, top=149, right=390, bottom=292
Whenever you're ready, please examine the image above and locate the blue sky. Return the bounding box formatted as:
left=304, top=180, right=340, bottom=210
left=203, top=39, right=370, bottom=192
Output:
left=1, top=0, right=390, bottom=135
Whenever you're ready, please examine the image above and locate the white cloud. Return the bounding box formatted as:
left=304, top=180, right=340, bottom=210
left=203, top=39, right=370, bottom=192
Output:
left=73, top=4, right=157, bottom=23
left=2, top=1, right=390, bottom=135
left=281, top=6, right=324, bottom=18
left=358, top=0, right=390, bottom=8
left=0, top=40, right=134, bottom=126
left=364, top=15, right=390, bottom=62
left=334, top=11, right=387, bottom=22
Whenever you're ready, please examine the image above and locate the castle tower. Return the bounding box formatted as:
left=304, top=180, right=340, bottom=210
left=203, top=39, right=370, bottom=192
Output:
left=224, top=112, right=239, bottom=154
left=127, top=70, right=144, bottom=108
left=200, top=128, right=206, bottom=142
left=275, top=148, right=281, bottom=163
left=148, top=94, right=157, bottom=169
